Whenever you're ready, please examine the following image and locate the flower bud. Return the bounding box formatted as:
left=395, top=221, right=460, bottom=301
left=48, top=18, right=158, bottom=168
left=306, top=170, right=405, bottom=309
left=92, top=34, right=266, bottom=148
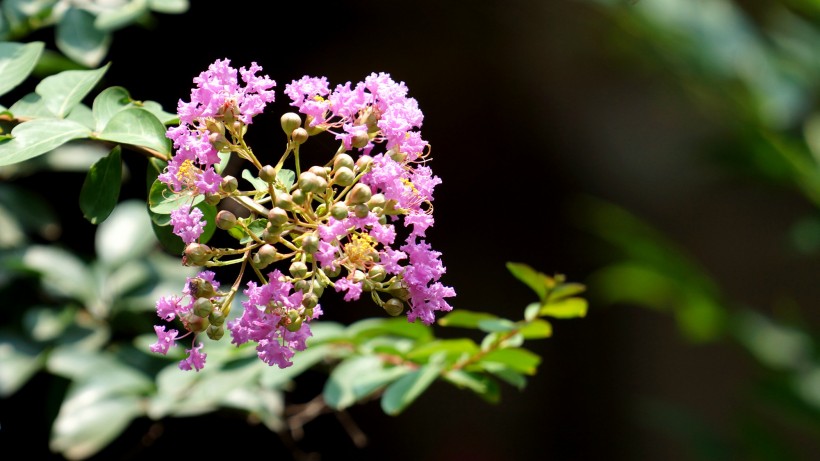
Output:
left=351, top=131, right=370, bottom=149
left=286, top=313, right=303, bottom=332
left=355, top=155, right=373, bottom=172
left=208, top=131, right=230, bottom=151
left=206, top=324, right=225, bottom=340
left=368, top=264, right=386, bottom=282
left=291, top=127, right=309, bottom=145
left=289, top=261, right=308, bottom=279
left=294, top=280, right=309, bottom=292
left=221, top=175, right=238, bottom=193
left=311, top=278, right=325, bottom=297
left=387, top=279, right=409, bottom=301
left=308, top=165, right=329, bottom=181
left=268, top=207, right=289, bottom=227
left=352, top=203, right=369, bottom=218
left=208, top=308, right=226, bottom=327
left=184, top=243, right=212, bottom=266
left=347, top=183, right=372, bottom=205
left=281, top=112, right=302, bottom=134
left=333, top=153, right=355, bottom=172
left=387, top=147, right=407, bottom=163
left=301, top=233, right=319, bottom=254
left=259, top=165, right=277, bottom=183
left=315, top=203, right=327, bottom=216
left=186, top=313, right=210, bottom=332
left=298, top=171, right=323, bottom=193
left=352, top=270, right=366, bottom=283
left=254, top=244, right=277, bottom=268
left=193, top=297, right=214, bottom=317
left=216, top=210, right=237, bottom=230
left=274, top=190, right=294, bottom=210
left=262, top=224, right=283, bottom=243
left=204, top=193, right=221, bottom=206
left=383, top=298, right=404, bottom=316
left=367, top=193, right=386, bottom=210
left=323, top=264, right=341, bottom=278
left=188, top=277, right=216, bottom=299
left=330, top=202, right=349, bottom=220
left=333, top=166, right=355, bottom=187
left=302, top=292, right=318, bottom=309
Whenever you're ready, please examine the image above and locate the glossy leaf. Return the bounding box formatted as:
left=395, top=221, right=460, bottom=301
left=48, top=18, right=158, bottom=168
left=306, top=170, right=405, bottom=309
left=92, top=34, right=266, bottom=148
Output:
left=196, top=200, right=218, bottom=244
left=381, top=358, right=444, bottom=416
left=438, top=309, right=498, bottom=328
left=92, top=86, right=132, bottom=132
left=97, top=108, right=170, bottom=154
left=140, top=100, right=178, bottom=125
left=36, top=64, right=110, bottom=118
left=479, top=348, right=541, bottom=376
left=80, top=146, right=121, bottom=224
left=55, top=7, right=112, bottom=67
left=547, top=282, right=587, bottom=302
left=406, top=338, right=478, bottom=363
left=0, top=118, right=91, bottom=167
left=540, top=297, right=588, bottom=319
left=0, top=41, right=44, bottom=97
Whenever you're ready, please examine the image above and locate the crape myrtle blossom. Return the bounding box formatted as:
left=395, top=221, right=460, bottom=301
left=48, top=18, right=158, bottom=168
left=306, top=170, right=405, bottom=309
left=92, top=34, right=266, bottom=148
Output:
left=150, top=59, right=454, bottom=371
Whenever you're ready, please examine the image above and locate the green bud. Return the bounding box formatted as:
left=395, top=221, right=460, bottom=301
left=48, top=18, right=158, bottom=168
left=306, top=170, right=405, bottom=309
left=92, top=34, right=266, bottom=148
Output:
left=186, top=313, right=210, bottom=332
left=208, top=131, right=230, bottom=152
left=259, top=165, right=277, bottom=183
left=316, top=203, right=328, bottom=216
left=387, top=279, right=410, bottom=301
left=268, top=207, right=289, bottom=227
left=188, top=277, right=216, bottom=299
left=367, top=193, right=386, bottom=210
left=301, top=233, right=319, bottom=254
left=193, top=297, right=214, bottom=317
left=216, top=210, right=237, bottom=230
left=330, top=202, right=349, bottom=220
left=184, top=243, right=212, bottom=266
left=254, top=244, right=277, bottom=268
left=324, top=264, right=341, bottom=278
left=289, top=261, right=308, bottom=279
left=281, top=112, right=302, bottom=134
left=352, top=203, right=369, bottom=218
left=291, top=188, right=307, bottom=205
left=303, top=307, right=314, bottom=319
left=368, top=264, right=386, bottom=282
left=351, top=131, right=370, bottom=149
left=221, top=175, right=238, bottom=193
left=302, top=292, right=319, bottom=309
left=274, top=190, right=294, bottom=210
left=355, top=155, right=373, bottom=172
left=383, top=298, right=404, bottom=316
left=294, top=280, right=310, bottom=292
left=387, top=147, right=407, bottom=163
left=352, top=270, right=366, bottom=283
left=206, top=324, right=225, bottom=340
left=333, top=166, right=356, bottom=187
left=208, top=308, right=226, bottom=327
left=262, top=224, right=282, bottom=243
left=309, top=165, right=329, bottom=180
left=333, top=153, right=355, bottom=171
left=286, top=310, right=303, bottom=332
left=291, top=127, right=309, bottom=144
left=347, top=183, right=372, bottom=205
left=311, top=279, right=325, bottom=297
left=378, top=214, right=387, bottom=225
left=298, top=171, right=322, bottom=193
left=204, top=193, right=221, bottom=206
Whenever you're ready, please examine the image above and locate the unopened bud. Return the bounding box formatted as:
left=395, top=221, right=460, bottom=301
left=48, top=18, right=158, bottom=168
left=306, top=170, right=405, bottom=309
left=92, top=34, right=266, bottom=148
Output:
left=286, top=310, right=303, bottom=332
left=352, top=203, right=369, bottom=218
left=184, top=243, right=212, bottom=266
left=274, top=190, right=294, bottom=210
left=208, top=308, right=226, bottom=327
left=204, top=193, right=221, bottom=206
left=367, top=193, right=386, bottom=210
left=388, top=147, right=407, bottom=163
left=216, top=210, right=237, bottom=230
left=268, top=207, right=289, bottom=226
left=351, top=131, right=369, bottom=149
left=221, top=175, right=238, bottom=193
left=383, top=298, right=404, bottom=316
left=281, top=112, right=302, bottom=134
left=316, top=203, right=327, bottom=216
left=368, top=265, right=386, bottom=282
left=347, top=183, right=372, bottom=205
left=330, top=202, right=349, bottom=220
left=333, top=153, right=355, bottom=172
left=298, top=171, right=323, bottom=193
left=291, top=127, right=309, bottom=145
left=254, top=244, right=277, bottom=268
left=333, top=166, right=355, bottom=187
left=309, top=165, right=329, bottom=181
left=193, top=297, right=214, bottom=317
left=188, top=277, right=216, bottom=299
left=289, top=261, right=308, bottom=279
left=355, top=155, right=373, bottom=172
left=259, top=165, right=277, bottom=183
left=291, top=189, right=307, bottom=205
left=186, top=313, right=210, bottom=332
left=301, top=233, right=319, bottom=254
left=302, top=292, right=318, bottom=309
left=206, top=324, right=224, bottom=340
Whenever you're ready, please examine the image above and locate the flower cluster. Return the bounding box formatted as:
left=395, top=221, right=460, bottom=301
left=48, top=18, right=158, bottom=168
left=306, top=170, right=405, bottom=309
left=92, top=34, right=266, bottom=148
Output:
left=150, top=59, right=454, bottom=371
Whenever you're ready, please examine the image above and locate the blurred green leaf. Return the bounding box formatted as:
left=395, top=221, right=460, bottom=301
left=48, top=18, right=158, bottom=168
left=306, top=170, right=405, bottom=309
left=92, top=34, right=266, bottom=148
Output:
left=406, top=338, right=479, bottom=363
left=21, top=245, right=96, bottom=305
left=148, top=0, right=190, bottom=14
left=547, top=282, right=587, bottom=302
left=540, top=297, right=588, bottom=319
left=438, top=309, right=498, bottom=328
left=477, top=318, right=517, bottom=333
left=481, top=362, right=528, bottom=390
left=518, top=319, right=553, bottom=339
left=479, top=348, right=541, bottom=376
left=0, top=41, right=43, bottom=97
left=324, top=355, right=411, bottom=410
left=506, top=261, right=549, bottom=301
left=0, top=118, right=91, bottom=166
left=242, top=168, right=268, bottom=192
left=381, top=357, right=444, bottom=416
left=95, top=199, right=156, bottom=268
left=94, top=0, right=148, bottom=31
left=444, top=369, right=500, bottom=404
left=55, top=7, right=111, bottom=67
left=0, top=331, right=45, bottom=397
left=79, top=145, right=121, bottom=224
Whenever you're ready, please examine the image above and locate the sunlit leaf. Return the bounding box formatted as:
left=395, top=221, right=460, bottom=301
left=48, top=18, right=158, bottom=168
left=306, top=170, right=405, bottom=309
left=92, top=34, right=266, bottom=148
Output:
left=518, top=319, right=553, bottom=339
left=94, top=0, right=148, bottom=31
left=92, top=86, right=133, bottom=132
left=80, top=145, right=121, bottom=224
left=477, top=318, right=517, bottom=333
left=406, top=338, right=478, bottom=363
left=21, top=245, right=96, bottom=305
left=0, top=118, right=91, bottom=166
left=96, top=199, right=156, bottom=267
left=438, top=309, right=498, bottom=328
left=0, top=41, right=44, bottom=97
left=55, top=7, right=112, bottom=67
left=506, top=261, right=549, bottom=301
left=147, top=178, right=203, bottom=214
left=7, top=92, right=54, bottom=118
left=0, top=331, right=45, bottom=397
left=540, top=297, right=588, bottom=319
left=36, top=64, right=110, bottom=118
left=479, top=348, right=541, bottom=376
left=97, top=108, right=171, bottom=154
left=148, top=0, right=190, bottom=13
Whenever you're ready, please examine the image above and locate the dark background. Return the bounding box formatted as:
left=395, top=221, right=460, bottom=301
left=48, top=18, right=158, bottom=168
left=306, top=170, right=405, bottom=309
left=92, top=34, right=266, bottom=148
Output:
left=9, top=1, right=820, bottom=460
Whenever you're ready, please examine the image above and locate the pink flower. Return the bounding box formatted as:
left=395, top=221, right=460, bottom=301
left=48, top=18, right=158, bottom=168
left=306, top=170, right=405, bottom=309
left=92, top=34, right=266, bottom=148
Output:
left=170, top=204, right=205, bottom=244
left=334, top=277, right=363, bottom=301
left=150, top=325, right=178, bottom=354
left=179, top=342, right=207, bottom=371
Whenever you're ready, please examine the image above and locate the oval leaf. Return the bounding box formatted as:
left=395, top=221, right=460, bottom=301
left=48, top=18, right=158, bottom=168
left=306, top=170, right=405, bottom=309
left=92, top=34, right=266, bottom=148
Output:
left=92, top=86, right=132, bottom=131
left=80, top=146, right=121, bottom=224
left=0, top=41, right=44, bottom=97
left=324, top=355, right=410, bottom=410
left=381, top=360, right=443, bottom=416
left=479, top=348, right=541, bottom=376
left=98, top=107, right=170, bottom=154
left=94, top=0, right=148, bottom=31
left=55, top=7, right=112, bottom=67
left=438, top=309, right=498, bottom=329
left=36, top=64, right=110, bottom=118
left=540, top=297, right=588, bottom=319
left=0, top=118, right=91, bottom=167
left=518, top=319, right=553, bottom=339
left=506, top=261, right=549, bottom=301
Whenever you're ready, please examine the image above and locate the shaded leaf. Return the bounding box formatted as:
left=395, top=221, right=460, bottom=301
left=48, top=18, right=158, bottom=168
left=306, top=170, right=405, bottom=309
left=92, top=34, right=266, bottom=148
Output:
left=7, top=92, right=54, bottom=118
left=444, top=369, right=500, bottom=403
left=506, top=261, right=549, bottom=301
left=80, top=146, right=121, bottom=224
left=94, top=0, right=149, bottom=31
left=36, top=64, right=110, bottom=118
left=406, top=338, right=478, bottom=363
left=381, top=357, right=444, bottom=415
left=21, top=245, right=96, bottom=305
left=96, top=199, right=156, bottom=268
left=0, top=41, right=44, bottom=97
left=97, top=108, right=170, bottom=154
left=0, top=331, right=45, bottom=397
left=324, top=355, right=411, bottom=410
left=55, top=7, right=112, bottom=67
left=0, top=118, right=91, bottom=166
left=92, top=86, right=132, bottom=132
left=479, top=348, right=541, bottom=376
left=477, top=318, right=517, bottom=333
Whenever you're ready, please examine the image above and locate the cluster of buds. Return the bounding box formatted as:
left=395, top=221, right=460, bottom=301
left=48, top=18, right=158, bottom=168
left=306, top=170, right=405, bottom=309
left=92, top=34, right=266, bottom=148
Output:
left=150, top=59, right=455, bottom=370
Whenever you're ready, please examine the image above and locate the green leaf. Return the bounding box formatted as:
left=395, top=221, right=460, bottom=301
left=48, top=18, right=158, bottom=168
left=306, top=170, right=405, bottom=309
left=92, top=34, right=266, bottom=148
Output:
left=540, top=297, right=588, bottom=319
left=96, top=200, right=156, bottom=267
left=139, top=100, right=178, bottom=124
left=242, top=168, right=268, bottom=192
left=237, top=218, right=268, bottom=245
left=55, top=7, right=112, bottom=67
left=480, top=362, right=528, bottom=390
left=0, top=41, right=44, bottom=97
left=147, top=178, right=203, bottom=214
left=347, top=317, right=433, bottom=342
left=524, top=302, right=541, bottom=322
left=479, top=348, right=541, bottom=376
left=7, top=92, right=54, bottom=118
left=151, top=215, right=184, bottom=255
left=80, top=145, right=121, bottom=224
left=381, top=358, right=444, bottom=416
left=66, top=103, right=95, bottom=129
left=97, top=107, right=170, bottom=154
left=443, top=369, right=500, bottom=404
left=437, top=309, right=498, bottom=328
left=94, top=0, right=148, bottom=31
left=148, top=0, right=190, bottom=13
left=92, top=86, right=132, bottom=131
left=547, top=282, right=587, bottom=302
left=518, top=319, right=553, bottom=339
left=0, top=331, right=45, bottom=397
left=477, top=318, right=517, bottom=333
left=36, top=64, right=110, bottom=118
left=0, top=118, right=91, bottom=166
left=21, top=245, right=96, bottom=305
left=278, top=168, right=296, bottom=189
left=506, top=261, right=549, bottom=301
left=196, top=200, right=217, bottom=244
left=324, top=355, right=411, bottom=410
left=406, top=338, right=479, bottom=363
